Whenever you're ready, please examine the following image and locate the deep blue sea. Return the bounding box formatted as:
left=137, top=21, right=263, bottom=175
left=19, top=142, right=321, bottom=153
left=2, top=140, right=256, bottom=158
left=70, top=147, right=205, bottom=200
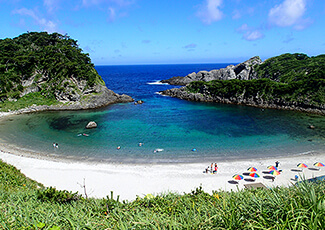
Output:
left=0, top=64, right=324, bottom=163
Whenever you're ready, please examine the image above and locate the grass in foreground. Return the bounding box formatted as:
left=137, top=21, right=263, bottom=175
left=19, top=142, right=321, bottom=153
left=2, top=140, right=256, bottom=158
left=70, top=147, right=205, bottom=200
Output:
left=0, top=159, right=324, bottom=229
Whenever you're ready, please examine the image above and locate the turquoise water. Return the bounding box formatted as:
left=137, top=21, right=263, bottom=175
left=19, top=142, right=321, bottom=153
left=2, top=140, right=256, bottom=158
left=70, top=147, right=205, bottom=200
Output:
left=0, top=64, right=324, bottom=163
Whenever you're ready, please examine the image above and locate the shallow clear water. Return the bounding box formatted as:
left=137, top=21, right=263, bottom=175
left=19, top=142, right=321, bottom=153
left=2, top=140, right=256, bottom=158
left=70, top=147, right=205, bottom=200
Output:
left=0, top=64, right=324, bottom=163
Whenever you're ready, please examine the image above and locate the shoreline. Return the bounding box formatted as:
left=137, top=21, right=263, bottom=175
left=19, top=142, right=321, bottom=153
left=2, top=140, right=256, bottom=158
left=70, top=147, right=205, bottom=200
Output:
left=1, top=111, right=325, bottom=201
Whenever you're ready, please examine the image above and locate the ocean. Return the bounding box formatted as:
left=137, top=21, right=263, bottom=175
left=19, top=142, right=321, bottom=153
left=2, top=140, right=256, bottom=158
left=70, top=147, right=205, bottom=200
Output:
left=0, top=64, right=324, bottom=163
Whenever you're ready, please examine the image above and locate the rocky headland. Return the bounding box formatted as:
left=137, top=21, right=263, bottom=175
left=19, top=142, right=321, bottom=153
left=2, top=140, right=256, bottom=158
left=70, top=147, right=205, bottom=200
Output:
left=0, top=32, right=133, bottom=114
left=160, top=54, right=325, bottom=115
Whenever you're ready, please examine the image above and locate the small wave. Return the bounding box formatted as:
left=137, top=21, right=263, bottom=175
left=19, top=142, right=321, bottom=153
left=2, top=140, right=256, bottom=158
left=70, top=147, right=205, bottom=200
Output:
left=147, top=80, right=169, bottom=85
left=155, top=92, right=169, bottom=97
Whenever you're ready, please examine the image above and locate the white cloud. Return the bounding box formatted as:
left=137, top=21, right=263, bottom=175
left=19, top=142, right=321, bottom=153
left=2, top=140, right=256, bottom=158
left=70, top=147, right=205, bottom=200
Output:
left=183, top=43, right=197, bottom=49
left=82, top=0, right=134, bottom=22
left=12, top=8, right=58, bottom=33
left=243, top=30, right=264, bottom=41
left=197, top=0, right=223, bottom=24
left=268, top=0, right=307, bottom=28
left=108, top=7, right=116, bottom=22
left=43, top=0, right=60, bottom=13
left=82, top=0, right=134, bottom=7
left=236, top=24, right=264, bottom=41
left=232, top=9, right=241, bottom=19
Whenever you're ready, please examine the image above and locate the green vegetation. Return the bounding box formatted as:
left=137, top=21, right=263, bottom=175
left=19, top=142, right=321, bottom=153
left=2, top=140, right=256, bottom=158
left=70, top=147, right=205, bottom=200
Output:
left=187, top=53, right=325, bottom=108
left=0, top=32, right=105, bottom=111
left=0, top=92, right=59, bottom=111
left=1, top=159, right=325, bottom=229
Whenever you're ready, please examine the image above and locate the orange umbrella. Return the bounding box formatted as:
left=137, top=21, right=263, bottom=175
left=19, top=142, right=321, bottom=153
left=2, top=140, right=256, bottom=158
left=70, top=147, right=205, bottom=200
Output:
left=297, top=163, right=308, bottom=168
left=269, top=170, right=281, bottom=176
left=247, top=167, right=257, bottom=172
left=268, top=166, right=278, bottom=171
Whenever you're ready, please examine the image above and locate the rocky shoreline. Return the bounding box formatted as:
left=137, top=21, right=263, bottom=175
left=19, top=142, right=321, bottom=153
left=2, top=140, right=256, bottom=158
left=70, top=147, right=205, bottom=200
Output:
left=1, top=85, right=133, bottom=116
left=161, top=87, right=325, bottom=115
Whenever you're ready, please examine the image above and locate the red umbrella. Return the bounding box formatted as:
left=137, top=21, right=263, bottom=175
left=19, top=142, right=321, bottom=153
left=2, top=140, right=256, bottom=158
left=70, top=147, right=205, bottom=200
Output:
left=249, top=173, right=260, bottom=178
left=233, top=174, right=243, bottom=180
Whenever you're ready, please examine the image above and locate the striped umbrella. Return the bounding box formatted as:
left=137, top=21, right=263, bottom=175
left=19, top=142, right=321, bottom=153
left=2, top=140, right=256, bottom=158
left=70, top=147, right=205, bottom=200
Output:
left=297, top=163, right=308, bottom=168
left=233, top=174, right=244, bottom=180
left=269, top=170, right=281, bottom=176
left=314, top=162, right=324, bottom=167
left=249, top=172, right=260, bottom=178
left=247, top=167, right=257, bottom=172
left=268, top=166, right=278, bottom=171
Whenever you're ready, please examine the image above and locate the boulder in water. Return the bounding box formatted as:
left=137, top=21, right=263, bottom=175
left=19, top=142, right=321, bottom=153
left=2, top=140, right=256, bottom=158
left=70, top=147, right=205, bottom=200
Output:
left=86, top=121, right=97, bottom=129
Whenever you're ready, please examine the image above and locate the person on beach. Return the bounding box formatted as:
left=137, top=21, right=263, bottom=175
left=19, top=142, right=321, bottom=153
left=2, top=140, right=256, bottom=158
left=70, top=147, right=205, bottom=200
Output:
left=214, top=163, right=218, bottom=174
left=275, top=161, right=279, bottom=168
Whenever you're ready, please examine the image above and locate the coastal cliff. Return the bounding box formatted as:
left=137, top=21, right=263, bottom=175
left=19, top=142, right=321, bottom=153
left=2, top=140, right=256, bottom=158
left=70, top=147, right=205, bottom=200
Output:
left=161, top=56, right=262, bottom=85
left=0, top=32, right=133, bottom=112
left=161, top=53, right=325, bottom=115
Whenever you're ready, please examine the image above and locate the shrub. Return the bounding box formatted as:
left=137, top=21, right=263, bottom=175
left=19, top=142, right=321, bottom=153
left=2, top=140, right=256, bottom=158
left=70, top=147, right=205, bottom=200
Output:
left=37, top=187, right=81, bottom=204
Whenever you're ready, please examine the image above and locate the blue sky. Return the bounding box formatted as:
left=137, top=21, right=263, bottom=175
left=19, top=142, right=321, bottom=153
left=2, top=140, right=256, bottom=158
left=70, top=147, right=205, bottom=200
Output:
left=1, top=0, right=325, bottom=65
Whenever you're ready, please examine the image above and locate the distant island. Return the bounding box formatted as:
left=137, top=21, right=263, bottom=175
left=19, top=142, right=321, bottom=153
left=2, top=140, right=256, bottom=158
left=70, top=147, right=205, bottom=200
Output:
left=161, top=53, right=325, bottom=115
left=0, top=32, right=133, bottom=113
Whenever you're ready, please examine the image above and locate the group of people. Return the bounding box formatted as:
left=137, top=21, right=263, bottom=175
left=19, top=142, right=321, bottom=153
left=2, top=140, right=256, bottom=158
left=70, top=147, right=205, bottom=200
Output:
left=52, top=142, right=59, bottom=148
left=205, top=163, right=218, bottom=174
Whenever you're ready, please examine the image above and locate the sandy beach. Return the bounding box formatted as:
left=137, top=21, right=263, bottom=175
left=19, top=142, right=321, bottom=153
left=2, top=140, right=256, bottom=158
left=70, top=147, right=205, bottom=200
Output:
left=1, top=142, right=324, bottom=201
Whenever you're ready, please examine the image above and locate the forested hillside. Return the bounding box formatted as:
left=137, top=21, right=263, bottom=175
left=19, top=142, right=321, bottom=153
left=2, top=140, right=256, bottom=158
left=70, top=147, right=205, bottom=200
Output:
left=0, top=32, right=132, bottom=111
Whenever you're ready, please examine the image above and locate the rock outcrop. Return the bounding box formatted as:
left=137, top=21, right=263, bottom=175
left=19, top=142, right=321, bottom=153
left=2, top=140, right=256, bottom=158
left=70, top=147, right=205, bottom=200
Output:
left=161, top=87, right=325, bottom=115
left=161, top=56, right=262, bottom=85
left=86, top=121, right=97, bottom=129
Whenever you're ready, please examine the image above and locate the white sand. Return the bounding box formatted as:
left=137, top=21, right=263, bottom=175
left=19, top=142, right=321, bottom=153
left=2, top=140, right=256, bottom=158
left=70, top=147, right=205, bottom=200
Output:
left=0, top=146, right=324, bottom=201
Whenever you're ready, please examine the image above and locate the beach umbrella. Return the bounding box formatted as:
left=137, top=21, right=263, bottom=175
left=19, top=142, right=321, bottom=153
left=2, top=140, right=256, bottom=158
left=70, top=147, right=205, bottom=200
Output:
left=269, top=170, right=281, bottom=176
left=233, top=174, right=244, bottom=180
left=297, top=163, right=308, bottom=168
left=249, top=172, right=260, bottom=178
left=268, top=166, right=278, bottom=171
left=247, top=167, right=257, bottom=172
left=314, top=162, right=325, bottom=167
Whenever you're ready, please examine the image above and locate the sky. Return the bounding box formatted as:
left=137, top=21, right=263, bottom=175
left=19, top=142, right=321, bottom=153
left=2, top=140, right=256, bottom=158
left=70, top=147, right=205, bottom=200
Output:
left=1, top=0, right=325, bottom=65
